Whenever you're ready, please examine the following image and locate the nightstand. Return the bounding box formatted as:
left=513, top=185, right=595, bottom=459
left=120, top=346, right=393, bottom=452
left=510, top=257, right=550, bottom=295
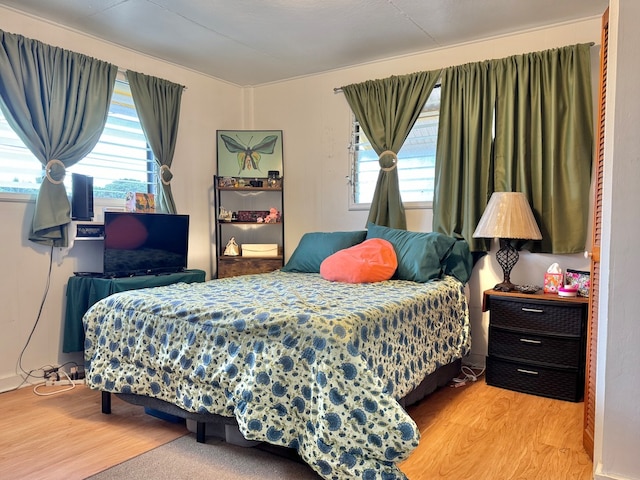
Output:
left=482, top=289, right=588, bottom=402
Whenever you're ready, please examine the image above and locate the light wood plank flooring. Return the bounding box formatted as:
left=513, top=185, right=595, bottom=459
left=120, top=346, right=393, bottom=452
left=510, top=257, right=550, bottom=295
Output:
left=0, top=384, right=187, bottom=480
left=401, top=377, right=593, bottom=479
left=0, top=377, right=592, bottom=479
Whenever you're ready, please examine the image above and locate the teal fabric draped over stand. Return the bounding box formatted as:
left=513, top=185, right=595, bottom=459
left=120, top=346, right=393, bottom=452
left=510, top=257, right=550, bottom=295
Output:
left=63, top=269, right=206, bottom=352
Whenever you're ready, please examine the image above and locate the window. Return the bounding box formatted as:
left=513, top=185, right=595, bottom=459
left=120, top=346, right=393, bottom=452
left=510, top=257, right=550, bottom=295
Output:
left=0, top=77, right=156, bottom=199
left=349, top=86, right=440, bottom=209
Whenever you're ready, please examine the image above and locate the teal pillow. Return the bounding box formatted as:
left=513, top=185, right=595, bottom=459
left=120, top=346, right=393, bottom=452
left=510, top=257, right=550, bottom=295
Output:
left=365, top=223, right=456, bottom=282
left=443, top=240, right=473, bottom=284
left=281, top=231, right=367, bottom=273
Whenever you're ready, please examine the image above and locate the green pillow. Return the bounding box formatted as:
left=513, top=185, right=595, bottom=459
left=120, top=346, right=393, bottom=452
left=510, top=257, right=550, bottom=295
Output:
left=281, top=231, right=367, bottom=273
left=443, top=240, right=473, bottom=284
left=365, top=223, right=456, bottom=282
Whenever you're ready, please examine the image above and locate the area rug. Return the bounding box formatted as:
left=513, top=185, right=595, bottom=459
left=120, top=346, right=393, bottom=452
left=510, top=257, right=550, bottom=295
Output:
left=87, top=434, right=321, bottom=480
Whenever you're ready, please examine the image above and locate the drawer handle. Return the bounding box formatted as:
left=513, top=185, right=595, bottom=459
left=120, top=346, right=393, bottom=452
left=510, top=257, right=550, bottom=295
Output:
left=517, top=368, right=539, bottom=376
left=519, top=338, right=542, bottom=345
left=521, top=307, right=544, bottom=313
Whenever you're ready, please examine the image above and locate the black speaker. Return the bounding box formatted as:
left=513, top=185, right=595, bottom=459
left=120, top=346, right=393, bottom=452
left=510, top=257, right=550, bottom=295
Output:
left=71, top=173, right=94, bottom=221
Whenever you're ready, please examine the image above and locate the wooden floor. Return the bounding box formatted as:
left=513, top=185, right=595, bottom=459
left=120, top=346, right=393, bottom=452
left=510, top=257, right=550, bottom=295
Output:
left=401, top=378, right=593, bottom=479
left=0, top=384, right=187, bottom=480
left=0, top=377, right=592, bottom=479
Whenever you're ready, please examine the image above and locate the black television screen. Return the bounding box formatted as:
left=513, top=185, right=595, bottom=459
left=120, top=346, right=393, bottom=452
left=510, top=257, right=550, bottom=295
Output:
left=103, top=212, right=189, bottom=277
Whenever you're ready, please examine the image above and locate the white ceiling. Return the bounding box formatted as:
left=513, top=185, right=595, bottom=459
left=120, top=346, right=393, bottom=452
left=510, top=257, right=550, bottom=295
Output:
left=0, top=0, right=608, bottom=86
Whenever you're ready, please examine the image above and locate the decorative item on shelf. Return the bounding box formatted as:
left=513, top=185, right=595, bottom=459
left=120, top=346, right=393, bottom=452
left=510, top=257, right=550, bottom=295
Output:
left=126, top=192, right=155, bottom=213
left=565, top=269, right=591, bottom=297
left=514, top=284, right=542, bottom=294
left=223, top=237, right=240, bottom=256
left=237, top=210, right=270, bottom=222
left=218, top=206, right=233, bottom=222
left=267, top=170, right=281, bottom=188
left=473, top=191, right=542, bottom=292
left=125, top=191, right=135, bottom=212
left=558, top=284, right=579, bottom=297
left=218, top=176, right=238, bottom=188
left=241, top=243, right=278, bottom=257
left=258, top=208, right=281, bottom=224
left=543, top=263, right=564, bottom=293
left=217, top=130, right=283, bottom=178
left=249, top=179, right=263, bottom=187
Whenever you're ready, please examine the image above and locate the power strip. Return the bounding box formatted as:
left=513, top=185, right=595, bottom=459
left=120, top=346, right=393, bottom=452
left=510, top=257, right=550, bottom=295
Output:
left=45, top=379, right=85, bottom=386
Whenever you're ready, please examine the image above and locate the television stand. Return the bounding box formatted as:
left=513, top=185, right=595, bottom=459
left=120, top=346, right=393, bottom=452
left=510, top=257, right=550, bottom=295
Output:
left=63, top=269, right=206, bottom=353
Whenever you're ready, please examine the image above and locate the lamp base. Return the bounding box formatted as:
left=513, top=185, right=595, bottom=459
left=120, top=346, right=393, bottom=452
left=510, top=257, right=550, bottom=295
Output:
left=493, top=280, right=517, bottom=292
left=495, top=239, right=519, bottom=293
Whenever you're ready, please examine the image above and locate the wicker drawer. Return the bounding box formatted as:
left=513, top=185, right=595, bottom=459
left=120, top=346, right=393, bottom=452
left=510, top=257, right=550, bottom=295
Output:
left=486, top=356, right=583, bottom=402
left=488, top=326, right=582, bottom=368
left=490, top=297, right=583, bottom=335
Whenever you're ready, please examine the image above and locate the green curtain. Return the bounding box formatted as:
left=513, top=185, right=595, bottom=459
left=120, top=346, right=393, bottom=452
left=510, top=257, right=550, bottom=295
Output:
left=341, top=70, right=441, bottom=229
left=433, top=44, right=593, bottom=254
left=127, top=71, right=183, bottom=214
left=432, top=61, right=495, bottom=252
left=493, top=44, right=593, bottom=253
left=0, top=30, right=117, bottom=246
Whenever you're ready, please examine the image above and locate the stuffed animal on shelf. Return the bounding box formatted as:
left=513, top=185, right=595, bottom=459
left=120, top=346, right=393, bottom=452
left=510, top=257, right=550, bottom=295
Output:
left=259, top=208, right=280, bottom=224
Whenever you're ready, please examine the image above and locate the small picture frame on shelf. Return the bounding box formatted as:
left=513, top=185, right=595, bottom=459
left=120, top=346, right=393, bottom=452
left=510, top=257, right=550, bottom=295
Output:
left=125, top=192, right=155, bottom=212
left=217, top=130, right=283, bottom=178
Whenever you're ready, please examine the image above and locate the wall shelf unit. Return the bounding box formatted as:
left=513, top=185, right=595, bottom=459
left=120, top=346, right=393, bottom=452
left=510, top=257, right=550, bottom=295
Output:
left=213, top=175, right=284, bottom=278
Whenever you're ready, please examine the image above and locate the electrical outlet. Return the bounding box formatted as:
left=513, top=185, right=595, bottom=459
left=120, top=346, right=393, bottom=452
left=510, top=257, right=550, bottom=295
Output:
left=45, top=379, right=85, bottom=386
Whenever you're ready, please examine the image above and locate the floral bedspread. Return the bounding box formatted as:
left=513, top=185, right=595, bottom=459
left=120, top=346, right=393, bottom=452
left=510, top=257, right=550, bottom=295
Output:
left=84, top=272, right=470, bottom=480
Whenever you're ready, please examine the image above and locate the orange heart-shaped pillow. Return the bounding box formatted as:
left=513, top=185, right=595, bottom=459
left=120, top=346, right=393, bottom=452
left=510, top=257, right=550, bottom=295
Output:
left=320, top=238, right=397, bottom=283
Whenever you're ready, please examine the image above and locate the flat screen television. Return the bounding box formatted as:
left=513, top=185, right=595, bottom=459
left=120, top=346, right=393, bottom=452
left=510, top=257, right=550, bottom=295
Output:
left=103, top=212, right=190, bottom=277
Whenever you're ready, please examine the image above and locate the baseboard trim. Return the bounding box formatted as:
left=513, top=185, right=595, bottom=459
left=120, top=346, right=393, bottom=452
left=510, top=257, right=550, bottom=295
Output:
left=0, top=374, right=43, bottom=393
left=594, top=462, right=636, bottom=480
left=464, top=352, right=486, bottom=368
left=0, top=374, right=27, bottom=393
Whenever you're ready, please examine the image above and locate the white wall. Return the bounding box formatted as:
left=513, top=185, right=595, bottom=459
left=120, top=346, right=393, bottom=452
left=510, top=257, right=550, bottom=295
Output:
left=251, top=18, right=601, bottom=366
left=0, top=6, right=245, bottom=391
left=594, top=1, right=640, bottom=479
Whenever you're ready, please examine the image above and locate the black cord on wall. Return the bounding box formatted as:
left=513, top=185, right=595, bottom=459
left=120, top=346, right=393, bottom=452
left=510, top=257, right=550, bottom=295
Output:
left=13, top=244, right=55, bottom=389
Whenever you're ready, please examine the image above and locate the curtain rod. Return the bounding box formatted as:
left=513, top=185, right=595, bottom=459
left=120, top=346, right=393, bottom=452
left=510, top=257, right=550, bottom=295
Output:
left=334, top=83, right=442, bottom=94
left=333, top=43, right=595, bottom=94
left=117, top=68, right=187, bottom=90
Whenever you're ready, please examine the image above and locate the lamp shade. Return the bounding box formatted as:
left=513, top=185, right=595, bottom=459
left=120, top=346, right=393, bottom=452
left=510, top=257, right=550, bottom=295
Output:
left=473, top=192, right=542, bottom=240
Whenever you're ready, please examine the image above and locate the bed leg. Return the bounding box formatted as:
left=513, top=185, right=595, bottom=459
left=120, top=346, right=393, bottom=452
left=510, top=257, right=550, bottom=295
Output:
left=101, top=391, right=111, bottom=414
left=196, top=422, right=206, bottom=443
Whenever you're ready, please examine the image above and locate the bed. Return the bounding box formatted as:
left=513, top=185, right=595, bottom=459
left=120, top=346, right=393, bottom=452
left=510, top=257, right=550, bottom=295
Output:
left=83, top=226, right=473, bottom=480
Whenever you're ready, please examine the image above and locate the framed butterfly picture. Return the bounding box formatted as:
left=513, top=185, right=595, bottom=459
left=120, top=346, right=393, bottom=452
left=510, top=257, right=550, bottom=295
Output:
left=216, top=130, right=283, bottom=178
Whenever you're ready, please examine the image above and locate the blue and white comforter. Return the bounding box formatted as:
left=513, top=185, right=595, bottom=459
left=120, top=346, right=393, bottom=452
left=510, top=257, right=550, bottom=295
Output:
left=84, top=271, right=470, bottom=480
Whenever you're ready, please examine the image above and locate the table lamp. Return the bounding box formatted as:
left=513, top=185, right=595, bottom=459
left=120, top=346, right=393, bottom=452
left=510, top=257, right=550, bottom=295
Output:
left=473, top=192, right=542, bottom=292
